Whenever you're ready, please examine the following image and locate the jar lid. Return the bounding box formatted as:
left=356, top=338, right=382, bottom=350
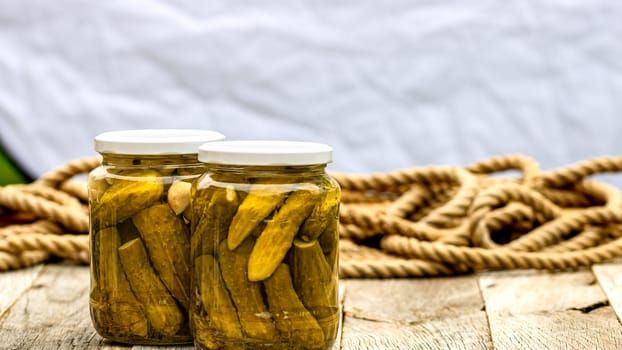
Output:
left=94, top=129, right=225, bottom=155
left=198, top=141, right=333, bottom=166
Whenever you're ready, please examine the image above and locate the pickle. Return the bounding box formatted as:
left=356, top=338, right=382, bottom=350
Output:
left=227, top=183, right=292, bottom=250
left=248, top=185, right=321, bottom=281
left=195, top=254, right=244, bottom=340
left=291, top=239, right=338, bottom=340
left=132, top=203, right=191, bottom=309
left=95, top=227, right=148, bottom=337
left=317, top=219, right=339, bottom=270
left=191, top=186, right=210, bottom=257
left=264, top=264, right=325, bottom=350
left=116, top=219, right=141, bottom=245
left=168, top=180, right=192, bottom=215
left=299, top=185, right=340, bottom=242
left=88, top=175, right=109, bottom=203
left=191, top=312, right=222, bottom=349
left=218, top=240, right=278, bottom=341
left=118, top=238, right=184, bottom=337
left=92, top=170, right=163, bottom=229
left=192, top=186, right=239, bottom=256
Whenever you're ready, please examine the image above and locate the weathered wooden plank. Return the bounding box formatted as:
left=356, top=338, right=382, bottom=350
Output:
left=0, top=264, right=111, bottom=349
left=0, top=264, right=344, bottom=350
left=480, top=269, right=622, bottom=350
left=593, top=262, right=622, bottom=324
left=340, top=277, right=492, bottom=350
left=0, top=265, right=43, bottom=318
left=100, top=344, right=130, bottom=350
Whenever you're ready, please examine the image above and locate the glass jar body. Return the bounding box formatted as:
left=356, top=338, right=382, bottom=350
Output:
left=191, top=164, right=340, bottom=350
left=88, top=154, right=205, bottom=345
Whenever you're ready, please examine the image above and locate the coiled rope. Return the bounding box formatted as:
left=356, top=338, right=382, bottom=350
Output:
left=334, top=154, right=622, bottom=278
left=1, top=155, right=622, bottom=278
left=0, top=157, right=99, bottom=270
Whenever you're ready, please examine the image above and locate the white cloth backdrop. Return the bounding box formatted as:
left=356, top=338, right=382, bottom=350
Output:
left=1, top=1, right=621, bottom=182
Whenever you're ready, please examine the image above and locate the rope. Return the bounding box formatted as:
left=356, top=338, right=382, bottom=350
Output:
left=1, top=154, right=622, bottom=279
left=0, top=158, right=97, bottom=270
left=336, top=154, right=622, bottom=278
left=0, top=186, right=88, bottom=232
left=34, top=157, right=101, bottom=188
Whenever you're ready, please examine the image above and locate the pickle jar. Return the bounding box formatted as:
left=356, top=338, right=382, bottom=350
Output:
left=191, top=141, right=341, bottom=350
left=88, top=129, right=225, bottom=345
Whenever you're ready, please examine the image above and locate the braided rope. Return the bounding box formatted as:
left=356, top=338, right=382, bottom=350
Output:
left=34, top=157, right=101, bottom=188
left=339, top=223, right=378, bottom=241
left=0, top=233, right=89, bottom=263
left=338, top=239, right=470, bottom=277
left=380, top=234, right=622, bottom=270
left=0, top=251, right=50, bottom=271
left=337, top=154, right=622, bottom=278
left=1, top=154, right=622, bottom=278
left=540, top=157, right=622, bottom=188
left=466, top=154, right=541, bottom=187
left=0, top=221, right=64, bottom=237
left=541, top=229, right=605, bottom=252
left=59, top=180, right=89, bottom=202
left=331, top=166, right=463, bottom=192
left=18, top=184, right=83, bottom=208
left=538, top=187, right=598, bottom=207
left=384, top=186, right=430, bottom=218
left=417, top=168, right=477, bottom=228
left=0, top=187, right=88, bottom=232
left=340, top=190, right=391, bottom=204
left=0, top=157, right=99, bottom=270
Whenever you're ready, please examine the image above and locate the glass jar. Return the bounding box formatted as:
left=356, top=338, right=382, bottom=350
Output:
left=88, top=129, right=225, bottom=345
left=191, top=141, right=340, bottom=350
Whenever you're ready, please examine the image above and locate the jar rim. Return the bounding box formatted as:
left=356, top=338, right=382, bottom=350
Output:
left=94, top=129, right=225, bottom=155
left=198, top=140, right=333, bottom=166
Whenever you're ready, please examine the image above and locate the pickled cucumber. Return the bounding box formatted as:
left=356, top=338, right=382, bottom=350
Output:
left=317, top=219, right=339, bottom=270
left=93, top=227, right=147, bottom=337
left=118, top=238, right=184, bottom=336
left=87, top=174, right=109, bottom=204
left=248, top=184, right=321, bottom=281
left=116, top=218, right=141, bottom=244
left=132, top=203, right=191, bottom=309
left=299, top=184, right=340, bottom=242
left=227, top=183, right=292, bottom=250
left=195, top=254, right=243, bottom=340
left=191, top=186, right=211, bottom=258
left=193, top=186, right=239, bottom=256
left=218, top=240, right=278, bottom=341
left=92, top=170, right=163, bottom=229
left=191, top=312, right=222, bottom=349
left=291, top=239, right=338, bottom=340
left=264, top=264, right=325, bottom=350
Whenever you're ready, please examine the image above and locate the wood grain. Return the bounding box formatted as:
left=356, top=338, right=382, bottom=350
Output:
left=2, top=264, right=622, bottom=349
left=340, top=277, right=492, bottom=350
left=0, top=265, right=344, bottom=350
left=593, top=263, right=622, bottom=324
left=0, top=265, right=42, bottom=318
left=0, top=264, right=110, bottom=349
left=480, top=269, right=622, bottom=350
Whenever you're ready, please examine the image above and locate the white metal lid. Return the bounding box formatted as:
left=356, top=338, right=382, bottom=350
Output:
left=198, top=140, right=333, bottom=166
left=94, top=129, right=225, bottom=155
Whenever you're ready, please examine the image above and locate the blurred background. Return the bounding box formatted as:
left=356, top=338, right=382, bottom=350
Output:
left=1, top=0, right=621, bottom=185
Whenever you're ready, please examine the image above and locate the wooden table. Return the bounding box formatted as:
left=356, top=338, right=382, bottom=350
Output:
left=1, top=263, right=622, bottom=349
